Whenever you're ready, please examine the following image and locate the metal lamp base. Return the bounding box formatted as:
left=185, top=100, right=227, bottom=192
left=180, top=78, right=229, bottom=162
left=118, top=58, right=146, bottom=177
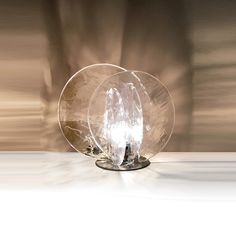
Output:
left=95, top=156, right=150, bottom=171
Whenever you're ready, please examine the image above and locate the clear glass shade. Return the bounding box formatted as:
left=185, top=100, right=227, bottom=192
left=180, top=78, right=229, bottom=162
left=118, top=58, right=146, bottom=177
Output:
left=88, top=70, right=175, bottom=165
left=59, top=64, right=175, bottom=170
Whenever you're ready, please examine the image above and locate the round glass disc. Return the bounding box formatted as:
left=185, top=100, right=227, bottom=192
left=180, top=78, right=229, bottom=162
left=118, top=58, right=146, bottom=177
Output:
left=88, top=70, right=175, bottom=164
left=58, top=63, right=126, bottom=155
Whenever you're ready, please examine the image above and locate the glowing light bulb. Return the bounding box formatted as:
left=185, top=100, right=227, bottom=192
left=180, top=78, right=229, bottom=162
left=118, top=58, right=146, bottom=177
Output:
left=103, top=83, right=143, bottom=165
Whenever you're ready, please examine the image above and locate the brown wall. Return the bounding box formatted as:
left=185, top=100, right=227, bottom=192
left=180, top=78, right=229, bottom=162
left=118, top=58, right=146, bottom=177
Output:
left=1, top=0, right=236, bottom=151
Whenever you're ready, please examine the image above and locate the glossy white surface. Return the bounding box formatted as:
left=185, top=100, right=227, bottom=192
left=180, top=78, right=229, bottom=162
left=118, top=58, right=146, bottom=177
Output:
left=0, top=152, right=236, bottom=199
left=1, top=152, right=236, bottom=236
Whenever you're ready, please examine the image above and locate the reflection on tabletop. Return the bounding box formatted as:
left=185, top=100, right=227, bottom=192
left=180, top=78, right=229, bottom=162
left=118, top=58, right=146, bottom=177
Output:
left=0, top=152, right=236, bottom=200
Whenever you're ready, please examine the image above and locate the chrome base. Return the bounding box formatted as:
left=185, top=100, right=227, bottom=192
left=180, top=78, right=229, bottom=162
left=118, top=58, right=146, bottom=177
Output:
left=95, top=156, right=150, bottom=171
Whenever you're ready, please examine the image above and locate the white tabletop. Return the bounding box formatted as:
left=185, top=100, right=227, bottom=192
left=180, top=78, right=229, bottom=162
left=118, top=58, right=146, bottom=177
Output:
left=0, top=152, right=236, bottom=198
left=1, top=152, right=236, bottom=236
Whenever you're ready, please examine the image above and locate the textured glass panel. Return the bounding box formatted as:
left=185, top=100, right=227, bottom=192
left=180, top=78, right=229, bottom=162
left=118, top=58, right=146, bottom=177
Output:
left=88, top=70, right=175, bottom=162
left=58, top=64, right=125, bottom=155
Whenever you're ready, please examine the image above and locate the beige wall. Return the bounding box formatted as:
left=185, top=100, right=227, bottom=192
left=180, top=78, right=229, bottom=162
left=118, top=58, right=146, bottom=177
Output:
left=1, top=0, right=236, bottom=151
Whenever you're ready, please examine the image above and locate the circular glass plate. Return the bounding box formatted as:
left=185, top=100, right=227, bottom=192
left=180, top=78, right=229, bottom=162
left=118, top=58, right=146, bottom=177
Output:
left=58, top=63, right=126, bottom=155
left=88, top=70, right=175, bottom=162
